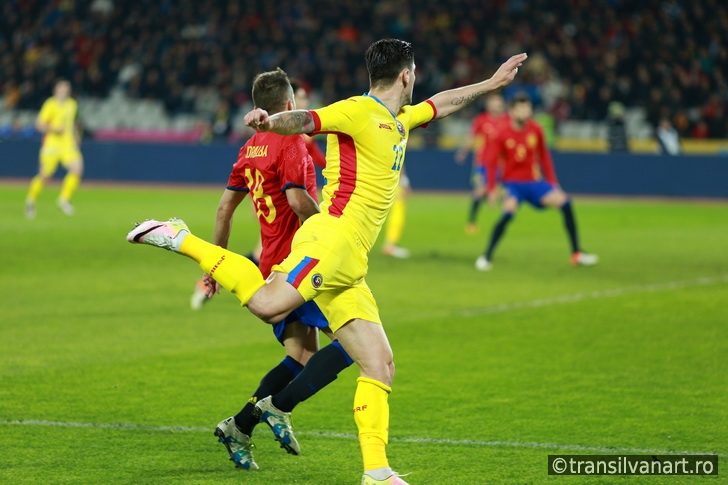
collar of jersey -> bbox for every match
[363,93,398,123]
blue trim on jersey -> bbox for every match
[503,181,554,209]
[286,256,313,285]
[272,300,330,345]
[281,182,307,192]
[363,93,398,121]
[226,185,249,192]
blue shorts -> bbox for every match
[471,165,486,188]
[503,181,555,209]
[272,300,329,344]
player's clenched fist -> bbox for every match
[244,108,272,131]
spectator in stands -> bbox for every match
[1,0,727,138]
[606,101,629,153]
[210,100,233,142]
[656,117,682,156]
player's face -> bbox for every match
[294,88,309,110]
[487,95,504,115]
[54,81,71,100]
[510,102,532,123]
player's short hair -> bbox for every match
[365,39,414,89]
[509,92,532,108]
[252,68,294,114]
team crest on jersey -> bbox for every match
[395,120,405,137]
[527,133,538,147]
[311,273,323,288]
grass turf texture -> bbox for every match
[1,182,726,484]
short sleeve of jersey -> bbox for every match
[278,136,311,192]
[310,98,368,136]
[226,147,249,191]
[405,100,437,130]
[226,164,248,192]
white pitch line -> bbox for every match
[1,420,724,457]
[404,274,728,321]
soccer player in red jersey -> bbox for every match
[190,69,352,470]
[476,94,598,270]
[454,93,508,234]
[190,79,325,310]
[290,79,327,168]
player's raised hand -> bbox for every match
[244,108,272,131]
[490,53,528,89]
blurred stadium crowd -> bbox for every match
[1,0,727,138]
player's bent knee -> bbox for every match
[502,198,519,213]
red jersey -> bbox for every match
[227,132,317,277]
[485,119,558,192]
[470,112,508,166]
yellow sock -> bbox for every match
[60,172,81,201]
[27,176,44,203]
[179,234,218,261]
[181,235,265,305]
[385,195,406,245]
[354,377,392,472]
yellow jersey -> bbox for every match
[310,95,436,251]
[38,97,78,146]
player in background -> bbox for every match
[454,93,507,234]
[128,40,526,484]
[186,69,353,470]
[190,79,323,310]
[381,169,411,258]
[290,79,327,169]
[476,94,598,271]
[25,79,83,218]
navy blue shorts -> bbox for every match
[272,300,329,344]
[503,181,555,209]
[471,165,486,188]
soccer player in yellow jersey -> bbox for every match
[128,39,526,484]
[25,79,84,219]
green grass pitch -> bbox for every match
[1,182,726,484]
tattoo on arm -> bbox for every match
[273,110,315,135]
[451,90,486,107]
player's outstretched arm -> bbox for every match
[244,108,316,135]
[429,53,527,120]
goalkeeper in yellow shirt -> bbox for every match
[26,79,84,218]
